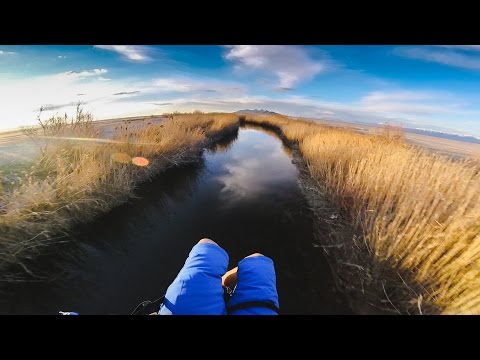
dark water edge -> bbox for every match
[0,126,352,314]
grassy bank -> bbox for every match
[0,109,239,281]
[243,114,480,314]
[3,109,479,314]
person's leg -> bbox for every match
[159,238,229,315]
[227,253,280,315]
[222,266,238,290]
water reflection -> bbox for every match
[206,129,238,154]
[0,161,205,314]
[241,123,294,157]
[215,129,297,205]
[0,126,350,314]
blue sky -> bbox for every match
[1,45,480,136]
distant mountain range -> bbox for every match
[405,128,480,145]
[235,109,280,116]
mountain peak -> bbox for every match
[235,109,280,115]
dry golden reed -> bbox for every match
[0,109,238,279]
[244,114,480,314]
[3,108,479,314]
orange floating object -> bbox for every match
[132,157,150,167]
[111,152,131,164]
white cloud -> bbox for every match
[224,45,325,88]
[95,45,150,62]
[359,90,453,115]
[361,91,436,103]
[2,65,480,137]
[57,55,67,59]
[216,135,295,203]
[152,78,199,92]
[0,68,137,130]
[0,70,249,131]
[0,50,16,55]
[436,45,480,51]
[65,68,108,78]
[395,46,480,70]
[352,90,480,134]
[148,77,245,94]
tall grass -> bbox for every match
[0,109,238,280]
[244,114,480,314]
[3,109,479,314]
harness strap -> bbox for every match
[131,295,165,315]
[227,301,280,314]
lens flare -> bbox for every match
[132,157,150,167]
[111,152,131,164]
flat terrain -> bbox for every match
[0,116,165,166]
[0,115,165,145]
[404,133,480,159]
[314,118,480,159]
[1,114,479,161]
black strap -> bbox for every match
[227,301,280,314]
[131,295,165,315]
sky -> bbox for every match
[1,45,480,136]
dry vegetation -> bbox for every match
[0,108,238,281]
[2,108,479,314]
[243,114,480,314]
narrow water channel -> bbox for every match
[0,126,351,314]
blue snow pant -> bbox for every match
[159,242,279,315]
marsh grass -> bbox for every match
[244,114,480,314]
[0,109,238,280]
[3,108,479,314]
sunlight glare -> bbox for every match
[132,156,150,167]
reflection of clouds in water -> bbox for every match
[215,133,298,205]
[247,130,292,158]
[253,142,270,151]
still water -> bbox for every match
[0,127,351,314]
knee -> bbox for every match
[245,252,264,258]
[198,238,218,246]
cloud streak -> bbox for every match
[360,90,454,115]
[113,90,141,96]
[2,55,480,137]
[95,45,151,62]
[395,46,480,70]
[66,68,108,78]
[148,77,246,94]
[39,101,86,112]
[224,45,325,88]
[435,45,480,51]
